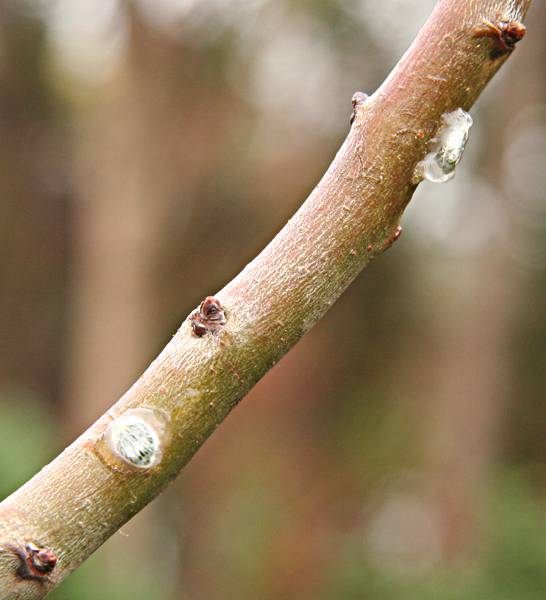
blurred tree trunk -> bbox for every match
[64,6,233,434]
[421,3,543,562]
[419,249,524,560]
[370,3,545,567]
[63,4,240,594]
[0,4,68,404]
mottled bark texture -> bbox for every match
[0,0,531,597]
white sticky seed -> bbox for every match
[103,408,167,469]
[416,108,473,183]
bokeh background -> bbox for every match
[1,1,545,598]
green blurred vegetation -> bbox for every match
[321,474,546,600]
[1,395,545,599]
[0,388,57,498]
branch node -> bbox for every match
[381,225,403,252]
[190,296,227,337]
[474,19,526,58]
[350,91,369,125]
[8,542,57,581]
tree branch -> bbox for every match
[0,0,531,597]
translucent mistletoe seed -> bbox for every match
[416,108,473,183]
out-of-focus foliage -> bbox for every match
[1,1,545,598]
[0,388,56,497]
[321,474,546,600]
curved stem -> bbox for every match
[0,0,531,597]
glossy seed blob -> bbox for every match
[419,108,473,183]
[104,408,164,469]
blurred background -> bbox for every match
[1,0,545,598]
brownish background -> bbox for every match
[1,1,545,598]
